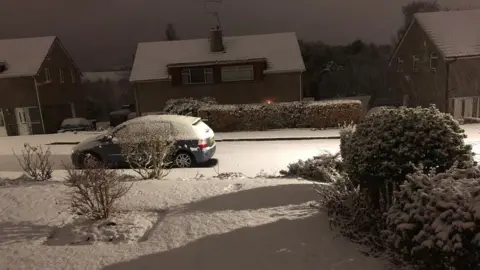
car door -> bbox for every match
[98,124,128,167]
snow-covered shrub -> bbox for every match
[339,123,355,160]
[314,173,385,250]
[13,143,53,181]
[64,166,132,220]
[280,153,344,182]
[163,97,217,116]
[198,100,362,131]
[383,166,480,269]
[344,106,474,206]
[117,121,177,180]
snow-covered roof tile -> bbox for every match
[130,32,305,82]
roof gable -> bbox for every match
[0,36,56,79]
[130,32,306,82]
[389,9,480,65]
[415,9,480,59]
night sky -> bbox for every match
[0,0,477,70]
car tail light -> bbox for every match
[198,139,208,149]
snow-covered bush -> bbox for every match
[118,121,177,180]
[383,166,480,269]
[13,143,53,181]
[280,153,344,182]
[344,106,474,206]
[314,172,385,250]
[339,123,355,160]
[163,97,217,116]
[64,166,132,220]
[198,100,362,131]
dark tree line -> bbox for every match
[300,1,442,108]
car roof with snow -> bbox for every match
[127,114,201,126]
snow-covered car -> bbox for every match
[71,115,216,168]
[57,118,95,133]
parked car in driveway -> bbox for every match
[57,118,95,133]
[71,115,216,169]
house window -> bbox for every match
[0,109,4,127]
[70,69,76,83]
[412,54,420,72]
[44,68,51,82]
[18,111,26,124]
[429,52,438,70]
[59,69,65,83]
[221,65,254,82]
[181,67,214,84]
[396,57,404,72]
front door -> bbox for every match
[15,107,31,135]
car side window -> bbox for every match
[112,124,127,137]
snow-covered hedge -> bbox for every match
[280,153,345,182]
[383,166,480,269]
[198,100,362,131]
[343,106,474,205]
[162,97,217,116]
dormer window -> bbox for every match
[396,57,404,72]
[181,67,214,84]
[412,54,420,72]
[429,52,438,70]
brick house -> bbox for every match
[387,9,480,119]
[129,29,306,115]
[0,36,85,136]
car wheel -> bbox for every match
[82,153,102,168]
[174,152,194,168]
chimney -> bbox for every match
[209,26,224,52]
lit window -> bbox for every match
[221,65,254,82]
[70,69,76,83]
[59,69,64,83]
[396,57,404,72]
[44,68,51,82]
[429,52,438,70]
[412,54,420,72]
[181,68,214,84]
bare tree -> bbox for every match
[13,143,53,181]
[64,164,132,220]
[117,121,177,179]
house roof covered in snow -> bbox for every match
[0,36,56,79]
[130,32,306,82]
[415,9,480,59]
[0,36,80,79]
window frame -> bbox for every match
[70,69,76,83]
[0,109,4,127]
[59,69,65,83]
[44,68,51,82]
[429,52,438,71]
[396,57,404,72]
[412,54,420,72]
[18,111,26,124]
[221,65,255,82]
[181,67,214,85]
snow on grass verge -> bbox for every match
[0,177,389,270]
[46,210,164,245]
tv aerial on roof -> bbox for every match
[204,0,223,28]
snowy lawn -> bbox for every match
[0,177,389,270]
